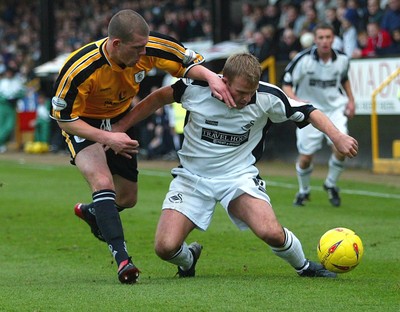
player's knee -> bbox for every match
[298,159,311,169]
[298,155,313,169]
[261,225,285,247]
[93,176,114,191]
[116,196,137,209]
[154,240,180,260]
[125,197,137,208]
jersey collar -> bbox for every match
[312,46,338,62]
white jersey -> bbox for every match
[282,46,351,111]
[171,78,316,178]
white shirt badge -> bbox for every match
[134,71,146,83]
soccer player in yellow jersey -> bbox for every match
[50,9,234,284]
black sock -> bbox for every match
[93,190,128,266]
[115,203,126,213]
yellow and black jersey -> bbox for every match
[51,31,204,121]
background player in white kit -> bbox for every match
[114,53,358,279]
[282,23,356,207]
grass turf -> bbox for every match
[0,158,399,311]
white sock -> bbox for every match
[325,154,344,187]
[296,163,313,194]
[271,228,307,270]
[167,242,193,271]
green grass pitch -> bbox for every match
[0,157,399,311]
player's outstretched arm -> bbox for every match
[308,110,358,158]
[342,80,356,119]
[113,86,174,133]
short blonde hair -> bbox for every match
[223,53,261,86]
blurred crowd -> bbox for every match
[240,0,400,63]
[0,0,399,156]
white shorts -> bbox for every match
[296,107,348,155]
[162,166,271,231]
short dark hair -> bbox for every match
[313,23,335,35]
[108,10,149,43]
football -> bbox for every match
[317,227,364,273]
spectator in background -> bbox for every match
[164,10,181,40]
[277,28,302,61]
[377,27,400,55]
[0,0,219,95]
[260,24,279,55]
[299,6,320,34]
[335,0,349,13]
[145,106,174,160]
[340,9,359,57]
[325,7,342,36]
[0,63,26,153]
[352,29,369,55]
[0,56,6,75]
[168,101,186,154]
[48,125,65,153]
[185,8,206,41]
[260,3,281,28]
[238,3,256,40]
[144,85,175,160]
[279,3,303,37]
[340,5,361,32]
[32,92,51,145]
[315,0,337,21]
[365,0,385,25]
[380,0,400,33]
[346,0,366,31]
[333,34,344,52]
[248,31,271,62]
[248,29,275,81]
[201,20,213,41]
[352,21,392,57]
[294,0,316,32]
[163,75,185,156]
[252,5,269,32]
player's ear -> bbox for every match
[112,39,121,48]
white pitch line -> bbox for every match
[140,169,400,200]
[266,181,400,199]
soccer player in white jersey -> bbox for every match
[282,23,356,207]
[113,53,358,279]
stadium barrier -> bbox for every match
[371,67,400,174]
